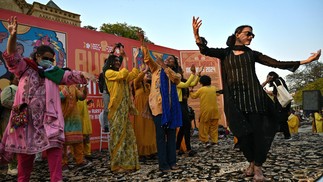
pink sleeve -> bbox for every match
[60,70,88,85]
[2,50,28,78]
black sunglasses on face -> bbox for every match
[42,57,55,62]
[244,31,255,38]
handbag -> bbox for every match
[273,80,293,108]
[11,103,29,129]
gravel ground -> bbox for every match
[1,122,322,182]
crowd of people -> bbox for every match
[0,15,321,182]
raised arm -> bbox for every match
[192,16,202,44]
[7,16,17,55]
[155,56,181,85]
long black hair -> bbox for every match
[103,54,120,71]
[170,55,180,73]
[226,25,253,47]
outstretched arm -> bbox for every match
[300,49,321,65]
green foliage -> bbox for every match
[83,25,97,31]
[293,78,323,105]
[286,61,323,93]
[100,22,153,43]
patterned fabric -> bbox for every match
[110,87,140,171]
[106,67,140,171]
[1,50,87,154]
[60,85,86,144]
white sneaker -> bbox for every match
[7,168,18,175]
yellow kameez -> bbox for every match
[287,113,299,134]
[190,86,220,143]
[132,71,157,156]
[105,67,140,171]
[314,112,323,133]
[77,100,92,156]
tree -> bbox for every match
[83,25,97,31]
[100,22,153,43]
[285,61,323,92]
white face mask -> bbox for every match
[38,59,53,69]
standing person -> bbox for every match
[99,43,125,132]
[60,84,91,172]
[287,110,300,135]
[176,65,201,156]
[77,97,93,161]
[189,75,221,147]
[262,71,291,140]
[105,48,140,172]
[192,16,321,181]
[0,16,93,182]
[132,63,157,159]
[314,111,323,133]
[139,32,182,172]
[0,75,18,175]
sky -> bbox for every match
[26,0,323,82]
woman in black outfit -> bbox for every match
[192,16,321,181]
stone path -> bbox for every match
[1,122,322,181]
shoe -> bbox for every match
[170,165,179,170]
[188,150,197,157]
[160,169,172,173]
[177,151,185,156]
[76,160,92,170]
[62,165,69,173]
[7,168,18,175]
[84,155,94,161]
[285,137,292,141]
[104,126,109,132]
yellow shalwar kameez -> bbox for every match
[287,113,299,134]
[190,86,220,144]
[314,112,323,133]
[77,100,92,156]
[105,67,140,172]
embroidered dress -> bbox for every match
[60,85,86,144]
[106,67,140,171]
[1,51,87,155]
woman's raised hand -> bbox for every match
[192,16,202,43]
[8,16,18,36]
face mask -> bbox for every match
[38,59,53,69]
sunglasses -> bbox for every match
[244,31,255,38]
[42,57,55,62]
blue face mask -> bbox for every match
[38,59,53,69]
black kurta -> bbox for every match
[196,37,300,137]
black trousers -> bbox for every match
[238,113,267,166]
[278,111,291,138]
[176,102,192,151]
